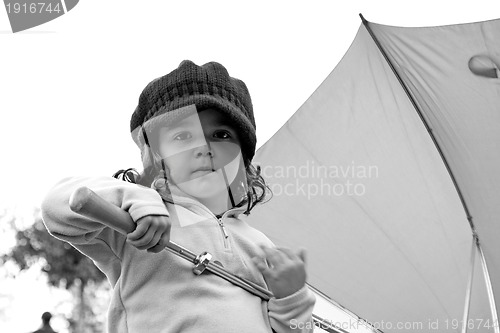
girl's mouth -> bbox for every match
[192,167,215,177]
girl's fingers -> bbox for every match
[297,248,307,264]
[127,221,149,241]
[146,230,162,251]
[127,216,171,252]
[275,247,296,260]
[276,247,307,264]
[260,246,287,269]
[251,257,272,276]
[147,237,167,253]
[129,226,156,249]
[147,244,163,253]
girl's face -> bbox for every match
[158,108,243,199]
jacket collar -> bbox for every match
[165,184,248,220]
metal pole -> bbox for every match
[165,240,273,300]
[312,313,349,333]
[477,241,500,333]
[462,235,477,333]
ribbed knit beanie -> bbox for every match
[130,60,257,170]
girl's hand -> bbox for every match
[251,246,307,299]
[127,215,171,253]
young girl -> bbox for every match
[41,60,316,332]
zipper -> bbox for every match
[171,195,240,249]
[216,214,230,249]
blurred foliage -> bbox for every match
[1,209,109,333]
[1,210,106,288]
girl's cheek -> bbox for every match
[211,141,241,159]
[160,144,188,159]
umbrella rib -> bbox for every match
[358,13,475,233]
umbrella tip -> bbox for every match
[359,13,367,23]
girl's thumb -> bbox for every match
[298,248,307,264]
[251,257,268,273]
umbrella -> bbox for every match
[247,15,500,333]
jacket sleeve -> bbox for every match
[41,176,169,270]
[268,285,316,332]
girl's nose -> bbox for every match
[194,144,213,158]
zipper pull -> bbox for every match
[216,215,229,239]
[221,224,229,239]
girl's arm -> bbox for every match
[41,176,169,259]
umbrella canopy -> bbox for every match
[247,17,500,332]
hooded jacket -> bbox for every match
[41,176,316,332]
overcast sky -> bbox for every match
[1,1,500,332]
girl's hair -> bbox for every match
[112,158,272,216]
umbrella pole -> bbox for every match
[461,235,477,333]
[477,241,500,333]
[461,235,500,333]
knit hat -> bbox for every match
[130,60,257,170]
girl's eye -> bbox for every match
[173,132,192,141]
[213,130,231,139]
